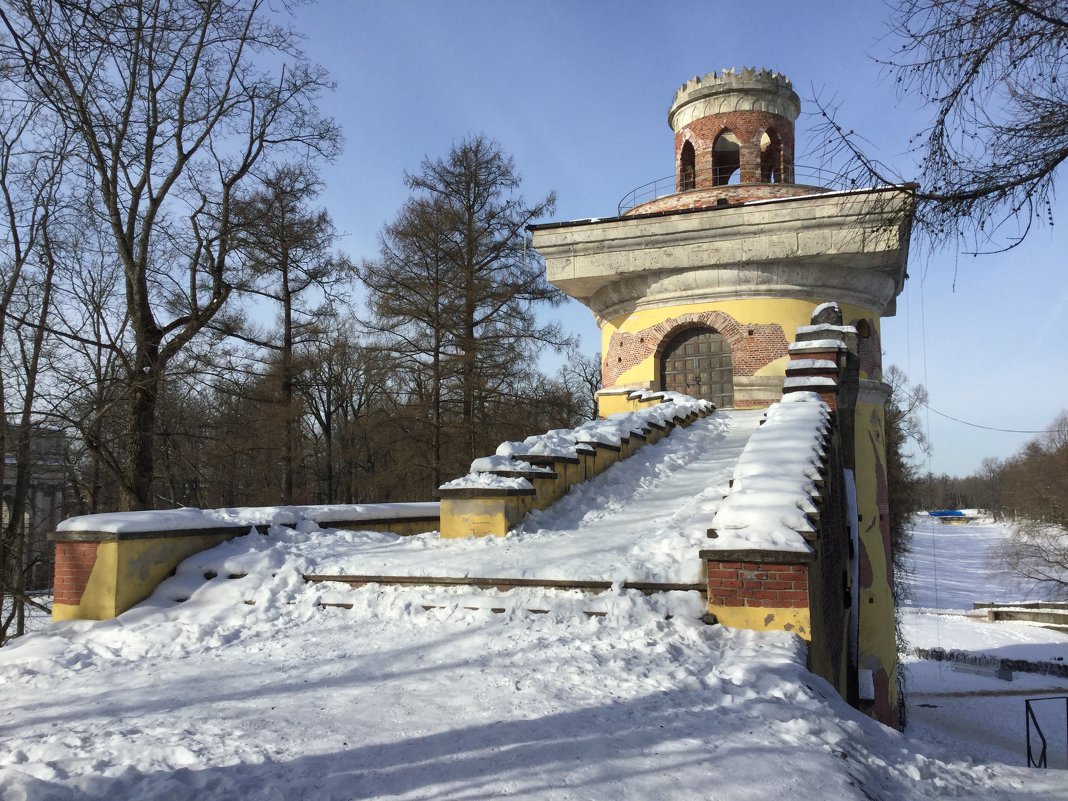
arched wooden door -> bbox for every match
[659,327,734,406]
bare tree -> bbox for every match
[0,0,341,510]
[0,82,69,640]
[360,195,463,488]
[815,0,1067,251]
[399,135,571,464]
[296,322,390,503]
[884,365,929,576]
[560,350,602,422]
[232,165,351,503]
[993,411,1068,597]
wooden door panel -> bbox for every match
[659,327,733,406]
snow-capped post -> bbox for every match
[700,394,831,637]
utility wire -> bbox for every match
[918,402,1050,435]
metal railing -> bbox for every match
[616,164,852,216]
[1026,696,1068,768]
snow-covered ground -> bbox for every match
[1,417,1066,798]
[900,515,1068,771]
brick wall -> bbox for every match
[706,561,809,608]
[676,110,795,187]
[53,541,99,606]
[853,316,881,378]
[604,310,787,388]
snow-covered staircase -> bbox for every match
[284,410,764,621]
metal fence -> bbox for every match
[616,164,853,216]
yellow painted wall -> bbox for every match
[596,392,638,417]
[52,532,238,621]
[854,397,899,721]
[440,496,532,538]
[709,604,811,640]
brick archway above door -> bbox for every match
[603,310,788,388]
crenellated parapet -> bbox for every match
[668,67,800,131]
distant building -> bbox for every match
[531,68,914,727]
[2,425,68,589]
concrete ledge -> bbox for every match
[319,517,440,535]
[523,454,581,466]
[437,487,537,499]
[914,647,1068,680]
[50,524,269,543]
[700,548,814,563]
[306,574,706,595]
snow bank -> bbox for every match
[0,513,1056,799]
[469,455,553,475]
[438,473,533,491]
[707,393,829,553]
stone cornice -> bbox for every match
[532,188,914,319]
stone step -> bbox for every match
[303,573,705,595]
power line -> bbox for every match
[919,402,1050,434]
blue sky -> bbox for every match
[289,0,1068,478]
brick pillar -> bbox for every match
[701,549,814,638]
[53,540,100,606]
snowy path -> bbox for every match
[296,410,764,585]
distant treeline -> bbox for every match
[916,412,1068,528]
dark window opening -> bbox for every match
[679,140,696,191]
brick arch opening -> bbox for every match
[602,310,786,389]
[657,325,734,406]
[679,140,696,191]
[712,129,741,186]
[759,127,784,183]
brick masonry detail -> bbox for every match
[604,310,788,388]
[706,560,810,608]
[53,541,99,606]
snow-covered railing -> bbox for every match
[698,392,833,641]
[55,502,440,538]
[705,392,830,554]
[437,394,715,538]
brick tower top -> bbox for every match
[623,68,824,215]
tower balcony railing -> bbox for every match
[616,164,850,216]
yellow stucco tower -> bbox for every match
[530,68,914,727]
